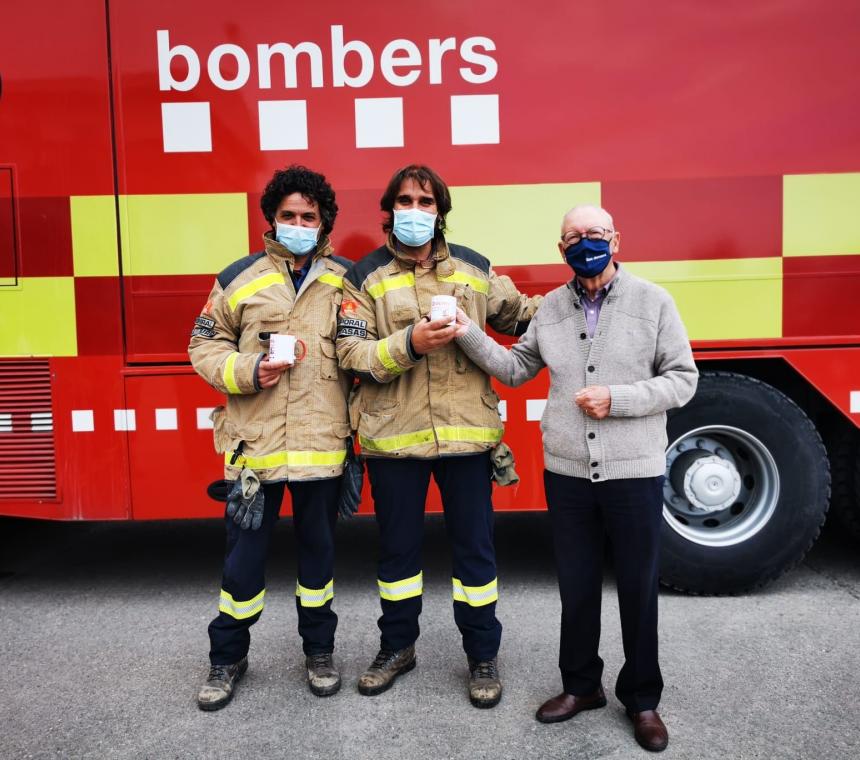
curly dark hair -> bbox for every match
[260,165,338,236]
[380,164,451,238]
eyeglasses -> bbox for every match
[561,227,614,246]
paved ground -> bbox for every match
[1,512,858,760]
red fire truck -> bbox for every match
[2,0,859,593]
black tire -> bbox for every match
[829,429,860,541]
[660,371,829,594]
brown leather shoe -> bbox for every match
[628,710,669,752]
[535,686,607,723]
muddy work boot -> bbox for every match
[357,646,416,696]
[306,653,341,697]
[468,657,502,708]
[197,657,248,711]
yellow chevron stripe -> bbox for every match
[367,273,415,299]
[438,271,489,294]
[227,272,287,311]
[317,273,343,289]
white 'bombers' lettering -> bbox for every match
[157,27,498,92]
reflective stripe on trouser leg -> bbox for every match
[208,482,285,665]
[366,458,432,652]
[289,477,340,656]
[296,579,334,607]
[452,577,498,606]
[434,452,502,662]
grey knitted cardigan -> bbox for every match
[456,266,698,481]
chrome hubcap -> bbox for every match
[664,426,780,547]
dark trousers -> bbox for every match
[543,470,664,713]
[366,453,502,662]
[208,478,340,665]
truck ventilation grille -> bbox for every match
[0,360,57,500]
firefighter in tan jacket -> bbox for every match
[190,166,351,711]
[336,165,543,708]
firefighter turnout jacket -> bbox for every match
[336,236,543,458]
[189,234,352,482]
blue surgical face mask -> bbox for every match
[393,208,437,247]
[275,222,320,256]
[564,238,612,278]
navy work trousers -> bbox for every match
[208,477,340,665]
[543,470,665,713]
[366,453,502,662]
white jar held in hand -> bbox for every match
[430,295,457,326]
[268,334,306,364]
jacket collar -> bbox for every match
[385,233,455,277]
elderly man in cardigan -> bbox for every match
[453,204,698,752]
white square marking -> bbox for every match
[72,410,94,432]
[114,409,136,432]
[258,100,308,151]
[450,94,500,145]
[0,413,11,433]
[197,407,216,430]
[161,102,212,153]
[155,408,178,431]
[354,98,404,148]
[851,391,860,414]
[526,399,547,421]
[498,400,507,422]
[31,412,53,432]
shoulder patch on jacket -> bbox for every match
[327,254,353,271]
[344,247,394,290]
[448,244,490,274]
[217,252,267,289]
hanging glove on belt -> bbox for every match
[490,442,519,486]
[226,467,265,530]
[338,436,364,519]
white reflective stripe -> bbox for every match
[219,588,265,620]
[378,571,423,601]
[452,577,498,607]
[295,579,334,608]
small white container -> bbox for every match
[268,334,306,364]
[430,295,457,326]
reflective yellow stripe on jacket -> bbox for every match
[367,273,415,299]
[376,337,403,375]
[295,579,334,608]
[223,352,241,394]
[318,273,343,289]
[452,577,498,607]
[438,271,490,294]
[227,272,286,311]
[359,426,502,453]
[227,449,347,469]
[378,572,423,601]
[219,588,266,619]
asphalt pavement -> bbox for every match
[1,512,858,760]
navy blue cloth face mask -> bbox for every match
[564,238,612,278]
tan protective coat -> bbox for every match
[189,235,352,482]
[336,236,542,459]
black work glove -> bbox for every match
[226,468,265,530]
[338,437,364,519]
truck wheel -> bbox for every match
[660,371,829,594]
[829,430,860,541]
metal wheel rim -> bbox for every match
[663,425,780,547]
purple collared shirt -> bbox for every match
[573,265,618,338]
